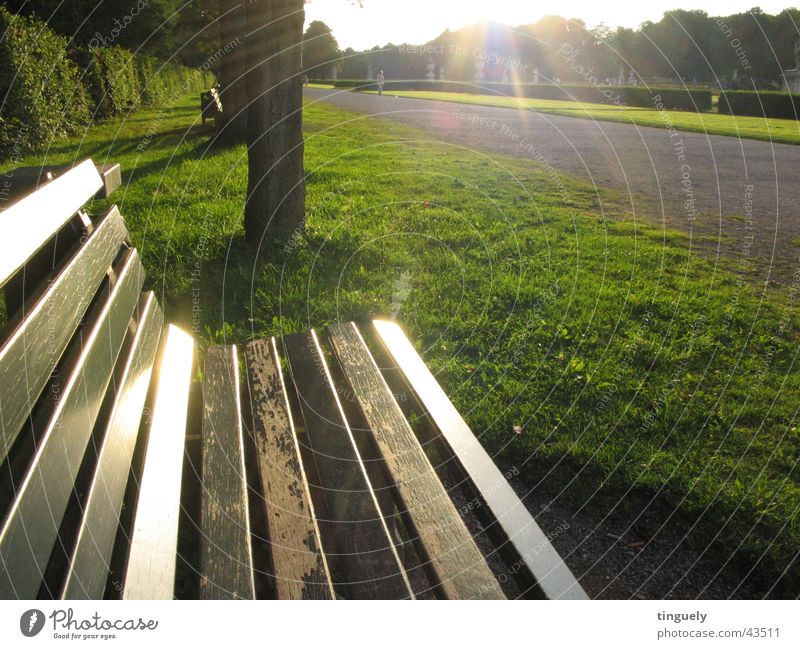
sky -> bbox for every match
[304,0,796,50]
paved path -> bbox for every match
[306,87,800,284]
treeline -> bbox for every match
[1,0,218,68]
[0,7,212,156]
[332,9,800,89]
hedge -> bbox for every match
[0,7,213,157]
[331,79,713,112]
[137,56,211,108]
[0,8,89,155]
[70,47,141,118]
[71,49,108,117]
[718,90,799,119]
[100,46,141,116]
[137,55,169,107]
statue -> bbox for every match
[425,57,435,80]
[783,39,800,92]
[439,66,445,81]
[474,59,485,83]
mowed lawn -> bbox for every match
[361,89,800,145]
[3,94,799,594]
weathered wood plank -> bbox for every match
[2,162,121,202]
[243,338,333,600]
[0,207,129,466]
[199,345,256,600]
[371,319,588,600]
[123,324,194,600]
[282,330,413,600]
[61,292,163,599]
[0,251,145,599]
[328,322,505,599]
[0,159,102,287]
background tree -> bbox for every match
[176,1,222,69]
[302,20,340,78]
[244,0,306,244]
[243,1,362,245]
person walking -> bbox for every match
[377,69,385,95]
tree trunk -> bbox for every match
[217,0,248,140]
[244,0,306,244]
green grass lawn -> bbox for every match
[361,89,800,145]
[3,94,799,594]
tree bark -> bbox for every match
[244,0,306,244]
[217,0,248,140]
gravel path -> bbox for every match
[306,87,800,284]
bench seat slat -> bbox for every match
[123,325,194,600]
[371,319,588,600]
[0,207,129,466]
[200,345,256,600]
[328,322,505,599]
[0,251,145,598]
[0,160,103,287]
[282,331,413,600]
[61,292,164,599]
[243,338,333,600]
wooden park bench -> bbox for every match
[0,159,587,600]
[200,86,223,126]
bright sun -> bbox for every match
[305,0,793,50]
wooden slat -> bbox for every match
[199,345,256,600]
[371,319,588,600]
[0,159,102,287]
[243,338,334,600]
[328,322,505,599]
[123,325,194,600]
[0,251,145,598]
[282,330,413,600]
[61,292,164,599]
[2,162,122,202]
[0,207,129,466]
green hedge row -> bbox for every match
[718,90,799,119]
[0,8,90,154]
[71,46,142,118]
[329,79,713,112]
[0,8,213,156]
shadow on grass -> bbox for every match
[9,122,213,179]
[119,125,218,183]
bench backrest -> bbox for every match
[0,161,194,599]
